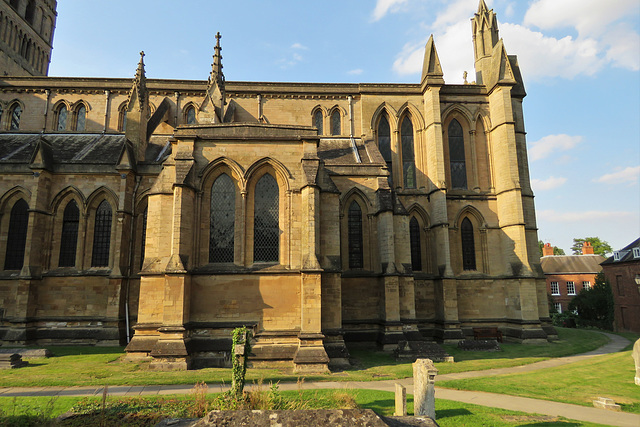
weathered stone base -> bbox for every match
[394,340,451,362]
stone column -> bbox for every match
[413,358,438,419]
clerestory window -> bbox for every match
[331,110,341,136]
[378,115,392,186]
[313,109,323,135]
[401,116,416,189]
[56,105,68,131]
[449,119,467,189]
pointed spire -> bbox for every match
[125,51,150,161]
[477,0,488,13]
[128,51,148,110]
[200,32,227,123]
[420,35,444,88]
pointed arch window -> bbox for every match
[186,106,196,125]
[401,116,416,189]
[348,201,364,269]
[449,119,467,189]
[56,105,67,131]
[91,200,112,267]
[210,173,235,263]
[75,105,86,131]
[118,107,127,132]
[331,110,341,135]
[378,115,392,186]
[4,199,28,270]
[409,216,422,271]
[58,200,79,267]
[10,104,21,130]
[254,174,279,263]
[461,217,476,270]
[313,109,323,135]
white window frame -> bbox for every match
[551,281,560,296]
[554,302,562,313]
[567,281,576,295]
[633,248,640,258]
[613,251,620,261]
[582,281,591,290]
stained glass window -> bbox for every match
[449,119,467,189]
[409,216,422,271]
[331,110,341,135]
[10,104,21,130]
[58,200,79,267]
[186,106,196,124]
[4,199,28,270]
[313,110,323,135]
[56,105,67,131]
[401,117,416,189]
[75,105,86,131]
[378,115,392,186]
[348,201,363,269]
[140,207,147,270]
[254,174,279,263]
[119,110,127,132]
[461,217,476,270]
[210,174,235,263]
[91,200,112,267]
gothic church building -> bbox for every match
[0,2,555,371]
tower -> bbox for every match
[0,0,57,76]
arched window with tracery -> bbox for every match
[331,110,341,135]
[378,114,392,186]
[75,105,86,131]
[56,104,67,131]
[58,200,79,267]
[449,119,467,189]
[4,199,28,270]
[9,104,21,130]
[185,105,196,124]
[401,116,416,188]
[254,174,279,263]
[409,216,422,271]
[348,201,363,269]
[210,173,235,263]
[91,200,112,267]
[461,217,476,270]
[313,109,323,135]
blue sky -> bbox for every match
[49,0,640,254]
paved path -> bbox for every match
[0,332,637,426]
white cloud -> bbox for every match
[528,134,582,162]
[347,68,364,75]
[372,0,409,22]
[594,166,640,185]
[524,0,638,37]
[291,43,307,50]
[531,176,567,191]
[537,209,636,223]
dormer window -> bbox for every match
[633,247,640,258]
[613,251,620,261]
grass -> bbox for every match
[0,390,612,427]
[0,327,611,387]
[438,333,640,414]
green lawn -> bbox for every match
[0,390,612,427]
[0,327,611,387]
[438,342,640,414]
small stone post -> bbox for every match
[633,338,640,386]
[413,358,438,419]
[394,383,407,416]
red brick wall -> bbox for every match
[545,273,599,313]
[602,260,640,333]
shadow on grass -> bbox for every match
[516,423,582,426]
[436,408,473,418]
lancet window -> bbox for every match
[377,115,392,186]
[210,173,235,263]
[91,200,112,267]
[409,216,422,271]
[253,173,279,263]
[449,119,467,189]
[461,217,476,270]
[348,201,364,269]
[401,116,416,189]
[58,200,79,267]
[4,199,28,270]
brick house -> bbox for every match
[540,242,605,313]
[601,238,640,333]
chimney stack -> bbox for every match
[542,243,554,257]
[582,241,594,255]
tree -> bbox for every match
[571,237,613,256]
[538,240,565,256]
[569,272,614,330]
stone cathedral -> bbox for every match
[0,1,555,371]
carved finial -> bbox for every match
[463,71,468,84]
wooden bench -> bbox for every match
[473,327,503,342]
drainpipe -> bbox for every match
[42,89,50,131]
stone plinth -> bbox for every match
[413,358,438,419]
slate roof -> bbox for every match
[318,138,372,165]
[540,254,605,274]
[0,133,170,169]
[601,237,640,265]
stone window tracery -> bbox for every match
[4,199,28,270]
[185,105,196,125]
[58,200,79,267]
[91,200,112,267]
[210,173,235,263]
[449,119,467,189]
[253,173,279,263]
[74,104,86,131]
